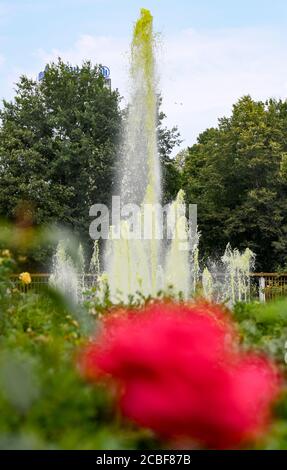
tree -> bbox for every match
[157,98,182,203]
[0,59,122,267]
[182,96,287,271]
[0,60,181,268]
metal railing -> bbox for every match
[10,273,98,293]
[9,273,287,302]
[251,273,287,302]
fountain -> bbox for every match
[101,9,192,303]
[222,244,255,304]
[164,190,191,298]
[49,240,88,304]
[51,9,255,306]
[89,240,101,277]
[99,8,255,305]
[49,241,80,303]
[202,267,214,301]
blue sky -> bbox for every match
[1,0,287,147]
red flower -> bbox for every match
[79,301,281,449]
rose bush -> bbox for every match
[80,301,281,449]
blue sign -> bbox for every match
[38,71,45,81]
[100,66,110,79]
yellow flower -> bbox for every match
[2,249,11,258]
[19,272,32,285]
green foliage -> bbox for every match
[82,280,186,318]
[233,300,287,358]
[157,98,182,203]
[182,96,287,271]
[0,253,15,297]
[232,299,287,449]
[0,63,181,269]
[0,60,122,268]
[0,257,156,450]
[1,248,287,448]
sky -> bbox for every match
[1,0,287,149]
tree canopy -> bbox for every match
[0,60,121,256]
[0,59,180,268]
[182,96,287,271]
[3,60,286,272]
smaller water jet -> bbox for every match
[89,240,101,277]
[164,190,191,298]
[202,267,214,301]
[221,244,255,305]
[49,240,86,303]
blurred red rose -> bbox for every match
[79,301,281,449]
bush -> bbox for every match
[0,251,287,449]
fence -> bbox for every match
[9,273,287,302]
[250,273,287,302]
[10,273,98,293]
